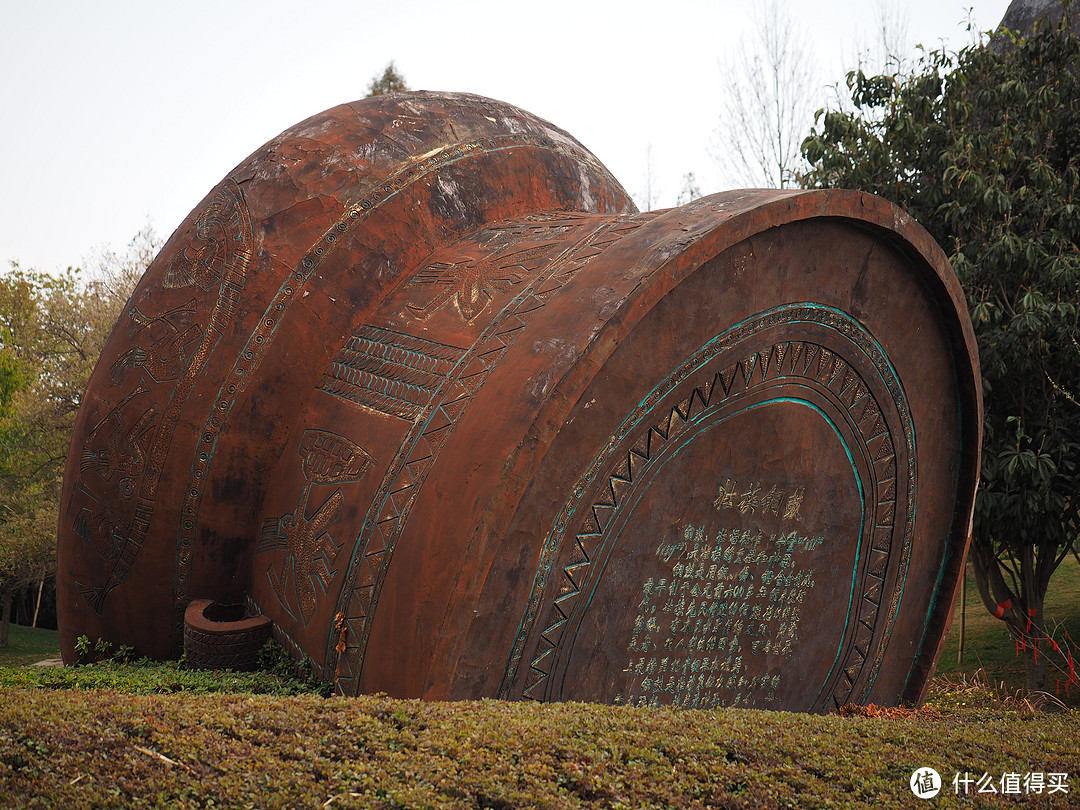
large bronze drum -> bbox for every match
[58,91,980,712]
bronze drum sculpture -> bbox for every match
[57,91,981,712]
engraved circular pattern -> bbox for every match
[324,215,648,688]
[165,133,619,648]
[500,303,916,709]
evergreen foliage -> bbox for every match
[365,61,409,97]
[801,5,1080,690]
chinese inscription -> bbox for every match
[617,487,823,708]
[713,477,805,521]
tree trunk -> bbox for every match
[1023,543,1058,694]
[32,575,44,628]
[969,539,1023,634]
[1021,585,1048,692]
[969,536,1062,694]
[958,563,967,665]
[0,590,11,648]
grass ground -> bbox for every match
[936,554,1080,706]
[0,623,60,667]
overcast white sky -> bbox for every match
[1,0,1013,274]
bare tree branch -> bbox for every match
[711,0,821,188]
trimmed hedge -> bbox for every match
[1,679,1077,808]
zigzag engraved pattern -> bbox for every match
[502,304,915,707]
[329,215,649,696]
[171,129,625,645]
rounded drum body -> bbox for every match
[58,92,980,712]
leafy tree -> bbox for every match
[0,230,153,644]
[801,7,1080,691]
[365,61,409,97]
[0,495,55,645]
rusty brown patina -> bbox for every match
[57,91,981,712]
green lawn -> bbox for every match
[0,624,60,667]
[937,554,1080,706]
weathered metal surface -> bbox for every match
[183,600,270,671]
[57,91,981,712]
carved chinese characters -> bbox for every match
[496,300,923,712]
[621,523,820,709]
